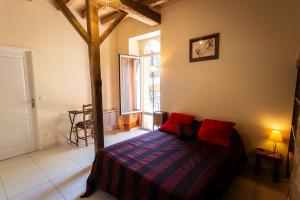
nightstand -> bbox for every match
[153,111,168,128]
[255,148,282,182]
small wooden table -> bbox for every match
[118,111,142,131]
[68,109,92,145]
[153,111,168,128]
[255,148,282,182]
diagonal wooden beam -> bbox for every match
[55,0,90,44]
[53,0,73,11]
[80,0,161,26]
[119,0,161,24]
[101,11,119,24]
[100,0,165,25]
[100,11,127,44]
[139,0,168,7]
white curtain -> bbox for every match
[120,56,141,114]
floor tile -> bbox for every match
[51,167,90,196]
[0,160,39,182]
[87,190,116,200]
[104,129,147,147]
[2,170,49,199]
[223,165,262,200]
[254,174,289,200]
[65,147,94,160]
[0,155,32,172]
[0,181,7,200]
[9,182,63,200]
[41,159,82,180]
[30,145,71,158]
[30,152,69,169]
[63,187,113,200]
[224,176,257,200]
[62,186,85,200]
[69,152,95,169]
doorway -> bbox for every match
[141,40,160,130]
[120,31,161,131]
[0,46,38,160]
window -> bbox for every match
[143,40,160,55]
[141,39,161,130]
[119,55,141,114]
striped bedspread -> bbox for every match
[83,130,246,200]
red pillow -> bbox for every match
[160,112,196,135]
[178,120,201,139]
[198,119,236,147]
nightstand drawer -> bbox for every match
[153,111,168,127]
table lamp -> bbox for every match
[269,130,283,153]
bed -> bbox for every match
[82,129,247,200]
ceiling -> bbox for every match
[66,0,182,21]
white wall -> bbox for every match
[116,0,300,164]
[160,0,300,157]
[117,18,159,54]
[100,30,119,111]
[0,0,118,148]
[1,0,299,162]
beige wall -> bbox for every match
[116,0,300,163]
[1,0,300,162]
[117,19,159,54]
[0,0,118,148]
[100,30,119,111]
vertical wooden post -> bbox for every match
[86,0,104,151]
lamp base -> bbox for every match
[272,143,277,154]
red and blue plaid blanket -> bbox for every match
[83,129,246,200]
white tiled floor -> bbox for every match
[104,128,148,147]
[223,166,289,200]
[0,129,147,200]
[0,129,289,200]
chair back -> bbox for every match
[82,104,93,125]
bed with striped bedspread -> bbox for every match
[83,129,246,200]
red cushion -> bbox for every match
[178,120,201,139]
[160,112,196,135]
[197,119,236,147]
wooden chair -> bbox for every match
[75,104,94,147]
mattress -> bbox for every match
[82,129,247,200]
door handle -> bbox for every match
[31,98,35,108]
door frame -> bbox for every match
[0,44,41,154]
[141,53,161,130]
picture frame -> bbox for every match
[189,33,220,62]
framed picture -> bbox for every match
[189,33,220,62]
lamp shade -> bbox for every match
[269,130,283,143]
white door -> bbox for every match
[0,47,36,160]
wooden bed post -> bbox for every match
[86,0,104,151]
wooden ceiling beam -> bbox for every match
[99,0,166,25]
[139,0,168,7]
[55,0,90,43]
[53,0,72,10]
[100,11,127,44]
[118,0,161,25]
[81,0,161,26]
[101,11,120,24]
